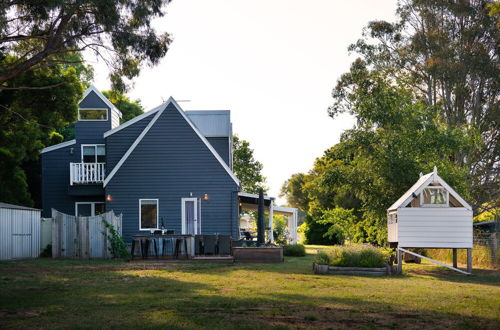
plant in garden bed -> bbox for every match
[313,245,390,268]
[283,244,306,257]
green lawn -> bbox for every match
[0,247,499,329]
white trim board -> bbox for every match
[103,97,240,187]
[41,139,76,153]
[103,103,162,138]
[80,85,122,119]
[139,198,159,231]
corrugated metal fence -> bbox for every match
[0,205,41,260]
[51,209,122,258]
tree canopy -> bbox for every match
[102,90,144,123]
[232,135,266,194]
[0,0,172,90]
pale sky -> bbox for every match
[89,0,398,205]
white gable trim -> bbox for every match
[171,99,240,186]
[103,103,163,138]
[103,97,240,187]
[103,103,166,187]
[41,139,76,153]
[80,85,122,118]
[389,170,472,211]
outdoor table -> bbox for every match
[131,234,193,259]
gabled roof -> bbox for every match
[103,97,240,187]
[80,85,122,118]
[388,167,472,211]
[41,139,76,154]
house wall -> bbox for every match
[41,144,105,217]
[76,90,112,144]
[105,103,239,242]
[206,137,231,167]
[397,208,472,248]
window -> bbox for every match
[140,199,158,230]
[79,109,108,121]
[82,145,105,163]
[421,187,448,206]
[75,202,105,216]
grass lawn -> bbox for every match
[0,246,499,329]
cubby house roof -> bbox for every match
[388,167,472,211]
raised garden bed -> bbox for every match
[232,246,283,262]
[313,263,395,276]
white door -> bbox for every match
[181,198,199,235]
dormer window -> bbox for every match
[78,108,108,121]
[421,187,448,207]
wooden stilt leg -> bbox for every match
[467,248,472,273]
[397,249,403,274]
[452,248,458,268]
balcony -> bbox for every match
[70,162,105,185]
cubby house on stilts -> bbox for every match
[387,167,473,275]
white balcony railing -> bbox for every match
[70,162,105,185]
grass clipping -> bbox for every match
[314,245,390,268]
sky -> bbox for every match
[89,0,398,205]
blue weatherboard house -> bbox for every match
[41,86,240,240]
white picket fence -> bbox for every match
[51,209,122,258]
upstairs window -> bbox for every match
[82,145,105,163]
[421,187,448,206]
[79,109,108,121]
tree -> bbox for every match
[0,56,85,206]
[330,0,499,213]
[232,135,266,194]
[102,91,144,123]
[0,0,172,91]
[279,173,310,210]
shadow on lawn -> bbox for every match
[0,259,499,329]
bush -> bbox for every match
[313,245,390,268]
[283,244,306,257]
[424,245,498,269]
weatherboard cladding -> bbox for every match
[105,103,239,241]
[75,90,112,145]
[206,137,231,167]
[105,112,155,170]
[41,143,104,218]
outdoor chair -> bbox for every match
[174,237,189,259]
[194,235,203,255]
[203,235,217,255]
[217,235,231,255]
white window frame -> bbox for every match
[75,202,105,216]
[139,199,159,231]
[420,186,449,207]
[81,144,106,163]
[78,108,108,121]
[181,198,199,235]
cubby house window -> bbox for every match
[140,199,158,230]
[79,109,108,121]
[82,145,105,163]
[420,187,448,206]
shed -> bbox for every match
[387,167,473,273]
[0,202,41,260]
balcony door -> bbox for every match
[181,198,200,235]
[81,144,105,163]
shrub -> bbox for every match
[314,251,331,265]
[283,244,306,257]
[313,245,390,268]
[102,220,130,259]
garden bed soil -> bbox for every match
[232,246,283,262]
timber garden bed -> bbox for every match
[313,263,395,276]
[232,246,283,262]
